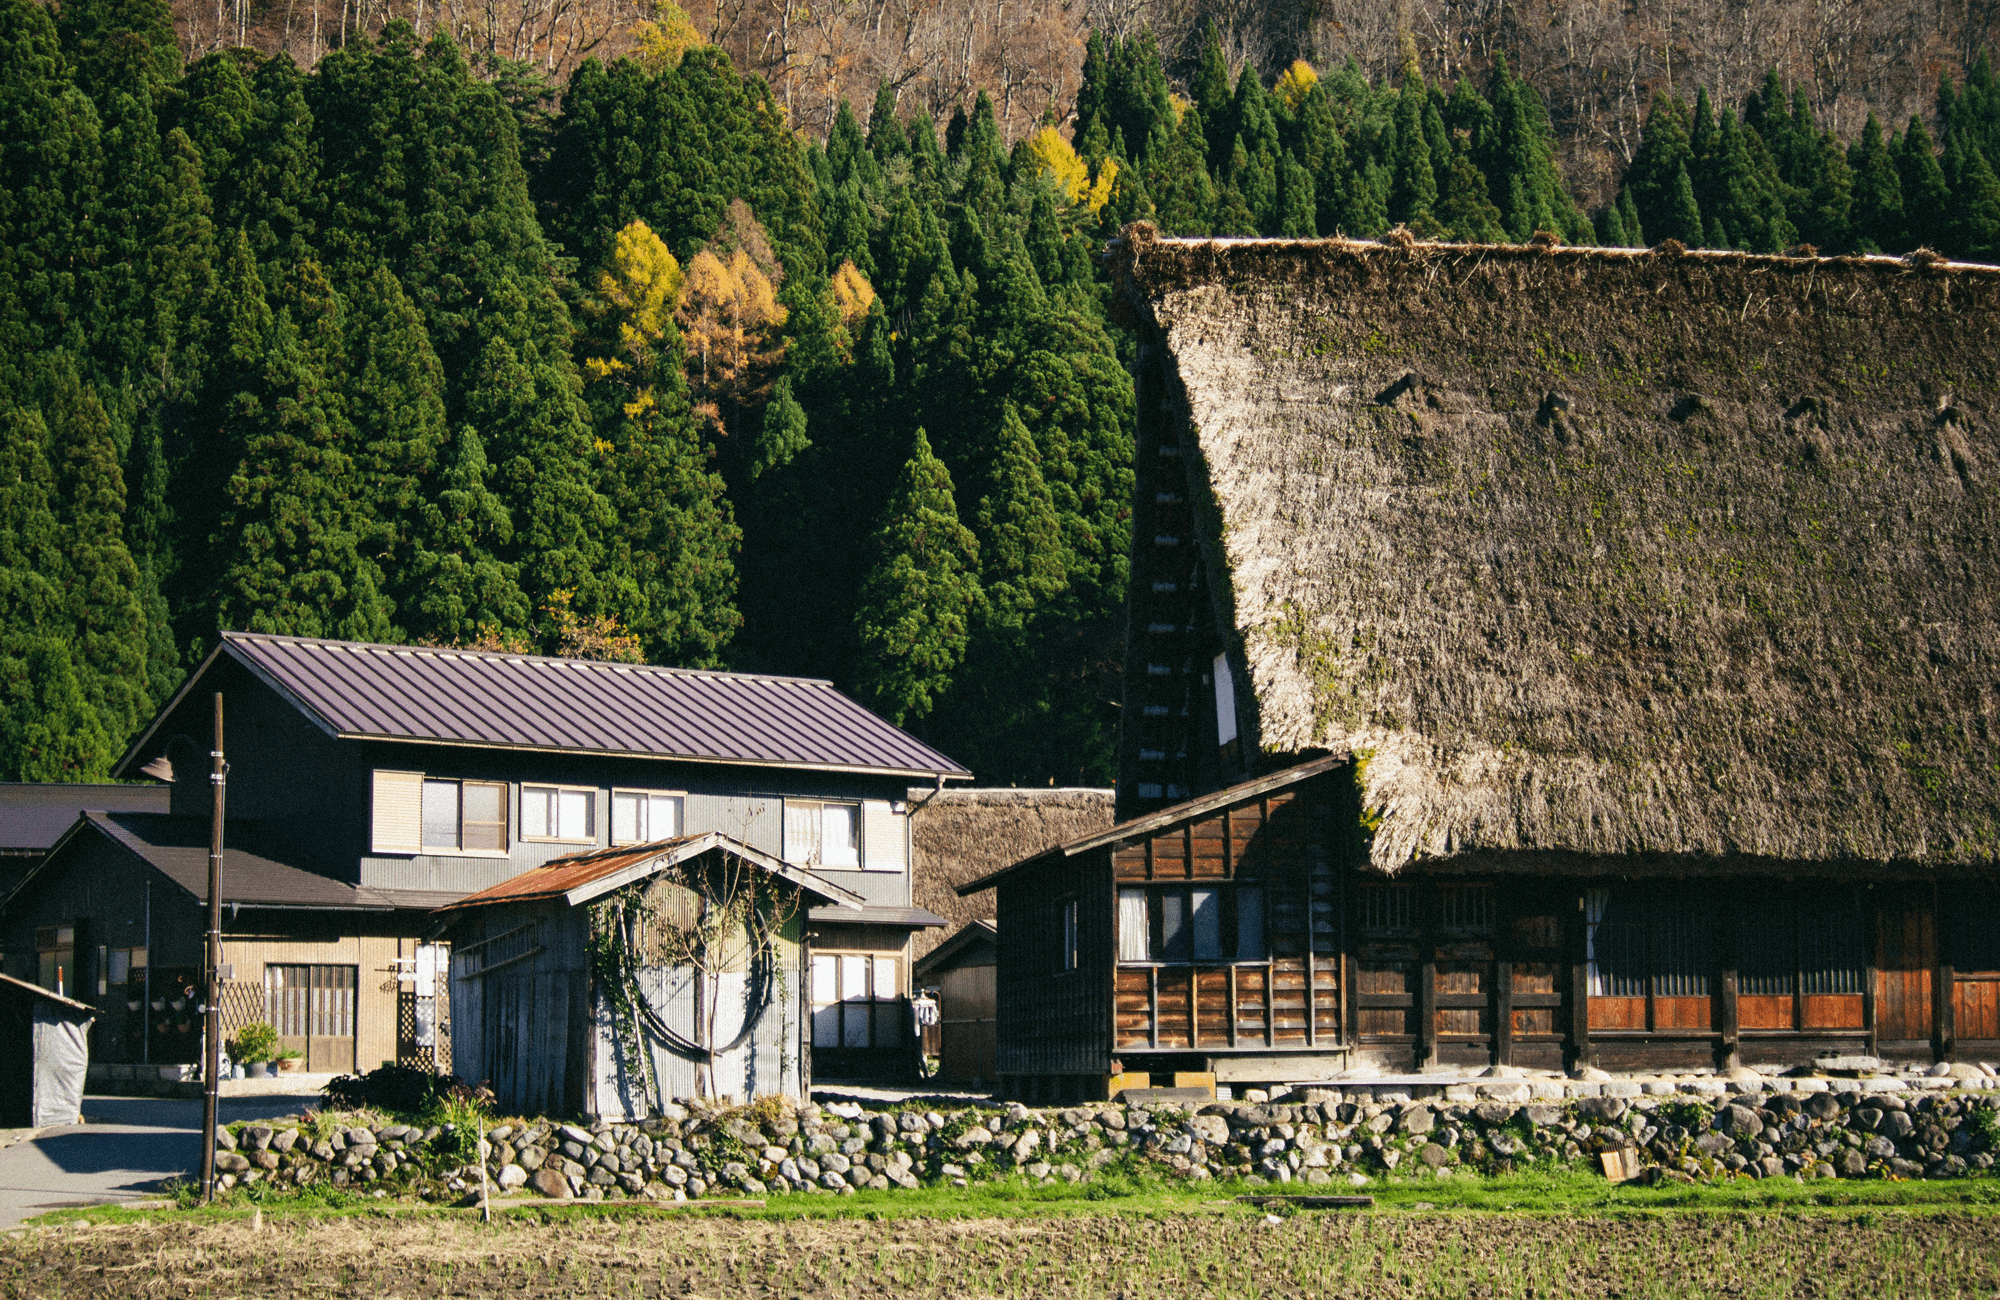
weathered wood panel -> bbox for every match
[1738,994,1793,1030]
[1956,979,2000,1040]
[995,850,1113,1075]
[1878,895,1936,1042]
[1589,997,1646,1031]
[1803,994,1865,1030]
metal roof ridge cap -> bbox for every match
[234,629,840,687]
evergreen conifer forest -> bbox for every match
[7,0,2000,787]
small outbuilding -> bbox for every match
[0,973,96,1127]
[912,920,996,1084]
[436,833,863,1118]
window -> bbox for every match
[1061,900,1078,972]
[375,770,504,854]
[811,952,901,1048]
[611,789,685,845]
[1736,891,1866,996]
[420,779,507,852]
[1213,653,1238,749]
[1115,887,1265,963]
[1359,885,1416,935]
[99,946,145,995]
[36,925,74,996]
[785,800,860,869]
[522,785,595,842]
[1950,889,2000,972]
[1586,889,1712,998]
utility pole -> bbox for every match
[200,694,227,1203]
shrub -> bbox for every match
[320,1065,493,1116]
[228,1022,280,1064]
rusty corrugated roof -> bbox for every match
[117,633,970,780]
[435,832,866,914]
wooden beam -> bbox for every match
[1227,964,1238,1048]
[1717,892,1739,1071]
[1305,948,1316,1048]
[1569,892,1592,1071]
[1492,889,1514,1068]
[1189,967,1199,1047]
[1147,966,1159,1050]
[1865,886,1882,1058]
[1936,881,1954,1061]
[1416,884,1437,1069]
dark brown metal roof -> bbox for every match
[0,783,169,851]
[8,813,423,912]
[434,832,867,914]
[118,633,970,780]
[806,905,950,928]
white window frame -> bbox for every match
[609,787,687,846]
[785,798,863,870]
[520,783,599,844]
[810,951,902,1049]
[420,777,511,856]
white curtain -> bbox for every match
[1585,889,1609,997]
[1118,890,1149,962]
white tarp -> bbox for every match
[31,1001,90,1127]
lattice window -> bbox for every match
[1358,885,1415,935]
[1436,886,1495,934]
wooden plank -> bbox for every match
[1803,994,1866,1030]
[1417,887,1437,1069]
[1148,967,1159,1049]
[1570,897,1591,1069]
[1227,965,1238,1048]
[1589,997,1646,1030]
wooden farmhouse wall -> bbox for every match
[1107,775,1342,1076]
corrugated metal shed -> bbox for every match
[117,633,970,779]
[0,784,170,853]
[435,832,868,914]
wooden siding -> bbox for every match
[1108,779,1341,1056]
[993,852,1111,1076]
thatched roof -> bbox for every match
[1112,226,2000,873]
[909,787,1114,956]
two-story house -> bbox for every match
[0,632,965,1084]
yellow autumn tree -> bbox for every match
[1023,125,1117,216]
[830,259,876,325]
[631,1,701,72]
[679,205,788,439]
[584,219,686,420]
[1275,60,1319,112]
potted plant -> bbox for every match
[229,1021,280,1078]
[274,1047,304,1073]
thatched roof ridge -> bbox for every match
[908,787,1114,956]
[1113,225,2000,872]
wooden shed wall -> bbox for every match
[449,903,586,1117]
[993,854,1111,1076]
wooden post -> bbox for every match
[1147,967,1159,1050]
[1569,891,1592,1071]
[1717,892,1740,1071]
[1416,884,1437,1070]
[200,693,226,1204]
[1226,965,1238,1048]
[1864,886,1881,1058]
[1492,886,1514,1068]
[1935,882,1955,1062]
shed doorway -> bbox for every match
[266,964,357,1073]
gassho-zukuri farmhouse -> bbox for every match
[960,226,2000,1100]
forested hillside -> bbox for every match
[6,0,2000,788]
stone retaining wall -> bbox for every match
[212,1071,2000,1201]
